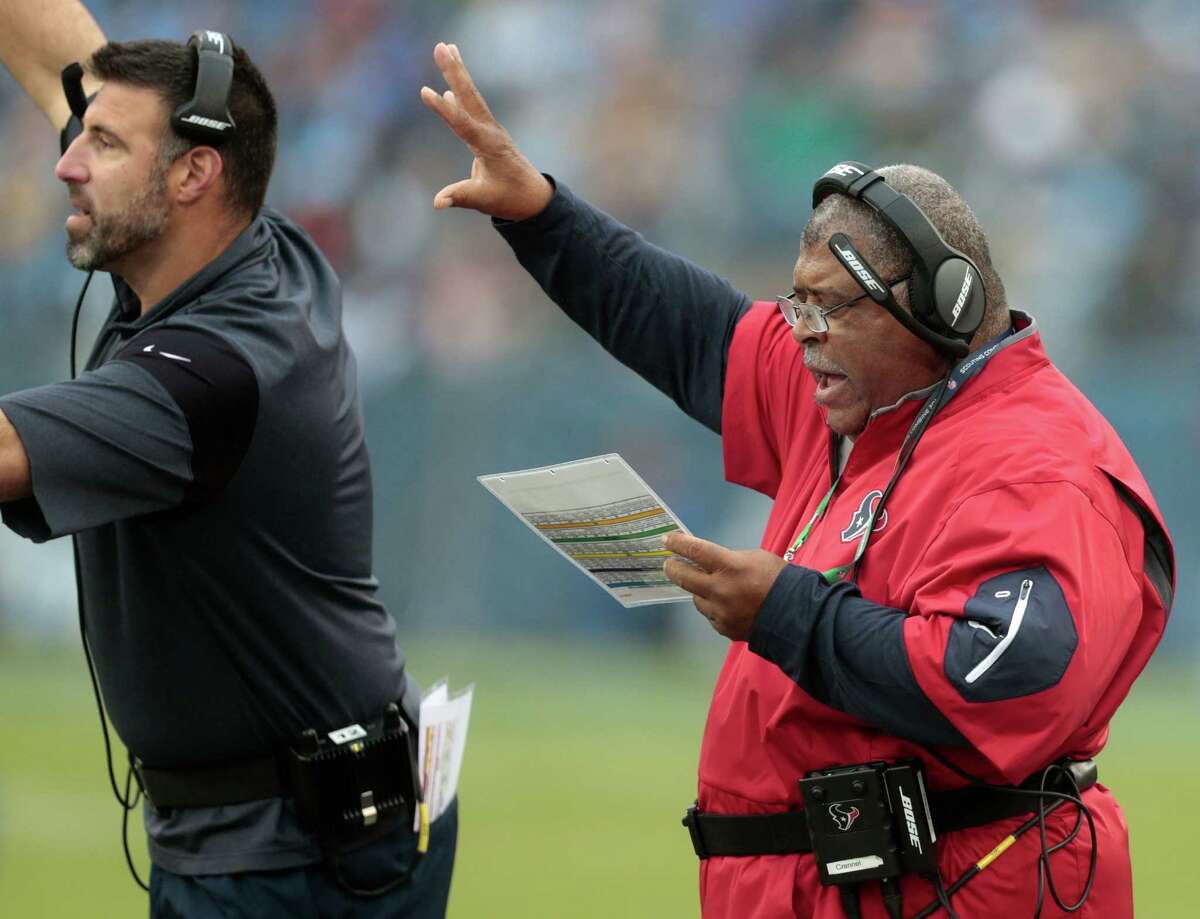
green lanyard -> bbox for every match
[782,479,852,584]
[781,334,1009,584]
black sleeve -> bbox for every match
[494,179,752,434]
[0,326,258,541]
[111,327,259,502]
[748,565,969,747]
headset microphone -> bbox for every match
[61,62,89,122]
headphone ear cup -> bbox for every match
[932,258,985,339]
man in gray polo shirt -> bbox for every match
[0,2,456,915]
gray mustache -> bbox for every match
[803,347,847,376]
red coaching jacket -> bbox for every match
[491,182,1172,917]
[698,304,1173,916]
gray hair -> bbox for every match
[157,132,192,170]
[801,164,1009,341]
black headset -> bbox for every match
[172,30,237,142]
[61,29,237,144]
[811,161,986,358]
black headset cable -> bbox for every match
[930,869,962,919]
[69,269,93,378]
[69,270,151,891]
[908,750,1097,918]
[1032,763,1096,917]
[839,884,863,919]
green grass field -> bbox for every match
[0,636,1193,917]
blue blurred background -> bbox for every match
[0,1,1197,913]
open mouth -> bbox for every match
[813,371,847,391]
[811,369,851,406]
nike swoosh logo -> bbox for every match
[141,343,191,363]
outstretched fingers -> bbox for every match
[435,42,496,123]
[421,44,503,156]
[420,41,553,220]
[419,85,481,147]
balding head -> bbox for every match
[801,164,1010,346]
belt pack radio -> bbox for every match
[798,759,937,887]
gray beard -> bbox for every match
[66,167,170,272]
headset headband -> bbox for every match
[60,30,237,145]
[814,162,956,272]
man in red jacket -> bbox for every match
[422,43,1172,919]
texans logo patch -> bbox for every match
[841,490,888,543]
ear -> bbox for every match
[172,146,225,206]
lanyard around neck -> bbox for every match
[782,348,994,584]
[783,479,840,569]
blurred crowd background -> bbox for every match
[0,0,1196,661]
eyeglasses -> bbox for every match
[777,275,911,333]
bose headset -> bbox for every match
[812,161,986,358]
[58,29,238,894]
[62,29,237,143]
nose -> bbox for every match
[792,322,825,346]
[55,135,89,185]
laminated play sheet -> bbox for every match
[415,679,473,829]
[478,454,693,607]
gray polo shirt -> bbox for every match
[0,208,413,874]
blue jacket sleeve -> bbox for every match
[748,564,969,747]
[493,179,752,434]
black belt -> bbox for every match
[683,760,1097,859]
[136,752,289,809]
[136,687,420,811]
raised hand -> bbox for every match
[663,532,787,642]
[420,42,554,221]
[0,0,106,130]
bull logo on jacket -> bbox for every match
[841,490,888,542]
[828,803,861,832]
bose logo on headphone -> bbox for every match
[951,270,973,325]
[833,244,884,294]
[204,30,226,53]
[180,114,232,131]
[826,163,865,179]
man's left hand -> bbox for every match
[663,532,787,641]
